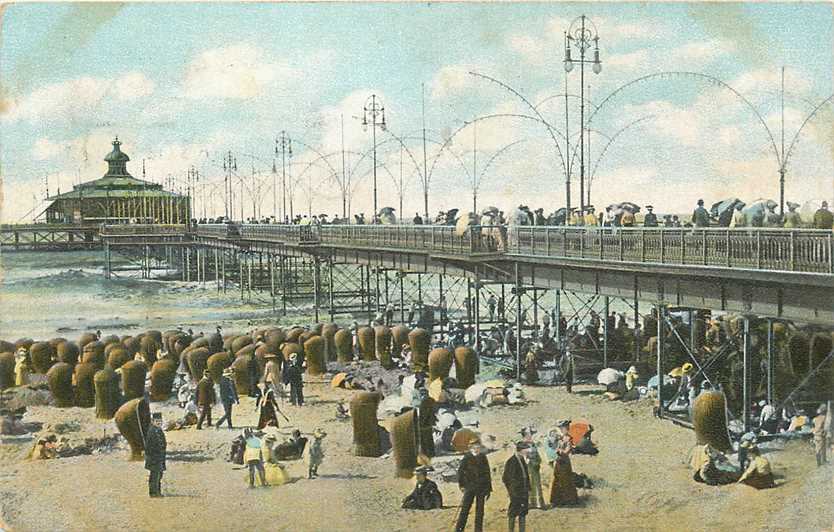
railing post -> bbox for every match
[562,228,567,256]
[680,230,686,264]
[702,230,708,265]
[641,230,646,262]
[726,230,731,267]
[618,229,624,261]
[546,228,551,256]
[530,227,536,254]
[579,228,584,258]
[789,230,795,271]
[599,228,604,260]
[659,229,665,263]
[829,233,833,274]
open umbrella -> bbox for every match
[452,428,480,452]
[568,419,592,443]
[481,206,499,216]
[710,198,745,223]
[330,372,348,388]
[597,368,624,386]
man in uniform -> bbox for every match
[145,412,167,497]
[401,465,443,510]
[455,441,492,532]
[692,199,711,228]
[813,201,834,229]
[503,441,531,532]
[643,205,658,227]
[196,370,215,429]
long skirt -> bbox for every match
[549,457,578,506]
[257,404,278,429]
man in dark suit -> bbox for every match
[215,367,239,429]
[144,412,167,497]
[503,442,531,532]
[455,441,492,532]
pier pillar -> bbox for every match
[515,263,522,380]
[742,316,752,433]
[474,277,481,364]
[657,304,665,419]
[328,258,335,322]
[766,319,774,405]
[603,296,609,367]
[313,257,321,323]
[104,242,111,279]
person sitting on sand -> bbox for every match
[692,444,739,486]
[737,442,775,489]
[402,466,443,510]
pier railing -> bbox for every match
[99,223,834,274]
[507,226,834,274]
[317,224,501,254]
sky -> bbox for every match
[1,2,833,222]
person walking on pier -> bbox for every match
[196,370,216,429]
[487,295,497,321]
[692,199,711,228]
[813,201,833,229]
[215,368,239,430]
[413,213,423,225]
[144,412,167,497]
[643,205,658,227]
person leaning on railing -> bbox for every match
[813,201,834,230]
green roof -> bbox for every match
[47,138,186,200]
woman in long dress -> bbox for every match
[257,387,280,430]
[549,420,578,506]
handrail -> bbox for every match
[97,223,834,274]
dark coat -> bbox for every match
[402,479,443,510]
[197,377,216,406]
[218,376,238,405]
[282,363,303,387]
[458,452,492,495]
[144,424,167,471]
[502,454,530,500]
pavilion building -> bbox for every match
[44,138,190,224]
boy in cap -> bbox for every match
[304,428,327,479]
[145,412,167,497]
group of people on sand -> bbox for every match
[399,420,583,532]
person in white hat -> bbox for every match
[304,428,327,479]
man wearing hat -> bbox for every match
[520,427,545,510]
[196,370,216,430]
[283,352,304,406]
[692,199,710,228]
[813,403,829,466]
[503,441,531,532]
[402,466,443,510]
[144,412,167,497]
[643,206,658,227]
[215,367,239,430]
[455,441,492,532]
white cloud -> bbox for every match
[1,72,154,124]
[606,49,650,70]
[114,71,155,101]
[429,64,480,100]
[182,44,298,100]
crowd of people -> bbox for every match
[189,198,834,231]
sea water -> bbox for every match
[0,250,310,340]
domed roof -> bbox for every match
[104,137,130,163]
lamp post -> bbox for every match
[362,94,387,220]
[275,131,292,223]
[564,15,602,215]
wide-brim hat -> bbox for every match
[414,465,434,474]
[264,354,278,360]
[645,205,654,209]
[556,419,571,428]
[222,368,234,377]
[681,363,694,374]
[627,366,638,374]
[314,428,327,438]
[818,404,828,415]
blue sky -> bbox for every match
[1,2,832,221]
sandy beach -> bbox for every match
[1,373,830,532]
